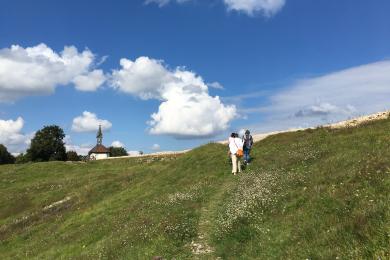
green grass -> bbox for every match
[1,118,390,259]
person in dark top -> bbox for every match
[242,129,253,164]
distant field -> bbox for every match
[1,118,389,259]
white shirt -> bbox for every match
[229,137,243,155]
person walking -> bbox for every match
[242,130,254,164]
[228,133,243,175]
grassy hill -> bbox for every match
[1,117,390,259]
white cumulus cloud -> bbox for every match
[224,0,286,16]
[111,140,125,148]
[72,69,106,92]
[71,111,112,133]
[0,117,33,154]
[111,57,237,138]
[111,57,170,99]
[0,43,106,102]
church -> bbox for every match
[88,125,110,160]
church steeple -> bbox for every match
[96,125,103,145]
[89,125,109,159]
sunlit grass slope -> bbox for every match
[1,118,389,259]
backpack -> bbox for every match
[243,134,253,149]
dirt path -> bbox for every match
[190,177,237,258]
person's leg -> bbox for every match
[231,154,237,174]
[247,149,251,162]
[244,149,249,162]
[238,158,241,173]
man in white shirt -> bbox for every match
[228,133,243,175]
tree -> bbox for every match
[66,151,79,161]
[27,125,67,162]
[15,153,31,164]
[0,144,15,164]
[109,146,128,157]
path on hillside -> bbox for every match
[190,175,238,258]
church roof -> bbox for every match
[89,144,110,154]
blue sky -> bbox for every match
[1,0,390,154]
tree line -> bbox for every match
[0,125,129,165]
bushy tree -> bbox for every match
[0,144,15,164]
[66,151,79,161]
[79,155,88,161]
[27,125,67,162]
[109,146,128,157]
[15,153,31,164]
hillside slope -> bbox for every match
[1,118,390,259]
